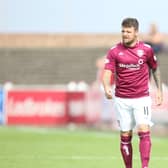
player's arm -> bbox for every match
[151,67,163,105]
[102,69,113,99]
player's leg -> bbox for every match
[114,97,135,168]
[138,127,151,168]
[120,130,133,168]
[133,96,152,168]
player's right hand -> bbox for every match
[105,89,113,99]
[156,89,163,106]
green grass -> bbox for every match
[0,126,167,168]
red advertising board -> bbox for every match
[6,90,68,125]
[67,92,86,123]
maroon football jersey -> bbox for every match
[104,41,157,98]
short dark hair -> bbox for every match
[121,18,139,30]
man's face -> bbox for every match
[121,26,138,46]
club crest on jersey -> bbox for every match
[137,49,144,57]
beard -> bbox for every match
[122,37,137,47]
[123,38,135,46]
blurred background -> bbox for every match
[0,0,168,135]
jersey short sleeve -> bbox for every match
[104,46,116,72]
[146,44,158,70]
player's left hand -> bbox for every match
[156,90,163,106]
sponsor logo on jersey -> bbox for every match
[138,59,144,64]
[118,63,140,70]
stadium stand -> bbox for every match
[0,47,107,84]
[0,34,167,85]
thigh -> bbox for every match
[133,96,153,127]
[114,97,135,131]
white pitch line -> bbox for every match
[43,156,168,161]
[0,155,168,161]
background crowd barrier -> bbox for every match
[5,87,88,126]
[6,89,69,125]
[1,83,168,127]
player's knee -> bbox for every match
[120,130,132,137]
[137,124,150,132]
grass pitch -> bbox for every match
[0,126,167,168]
